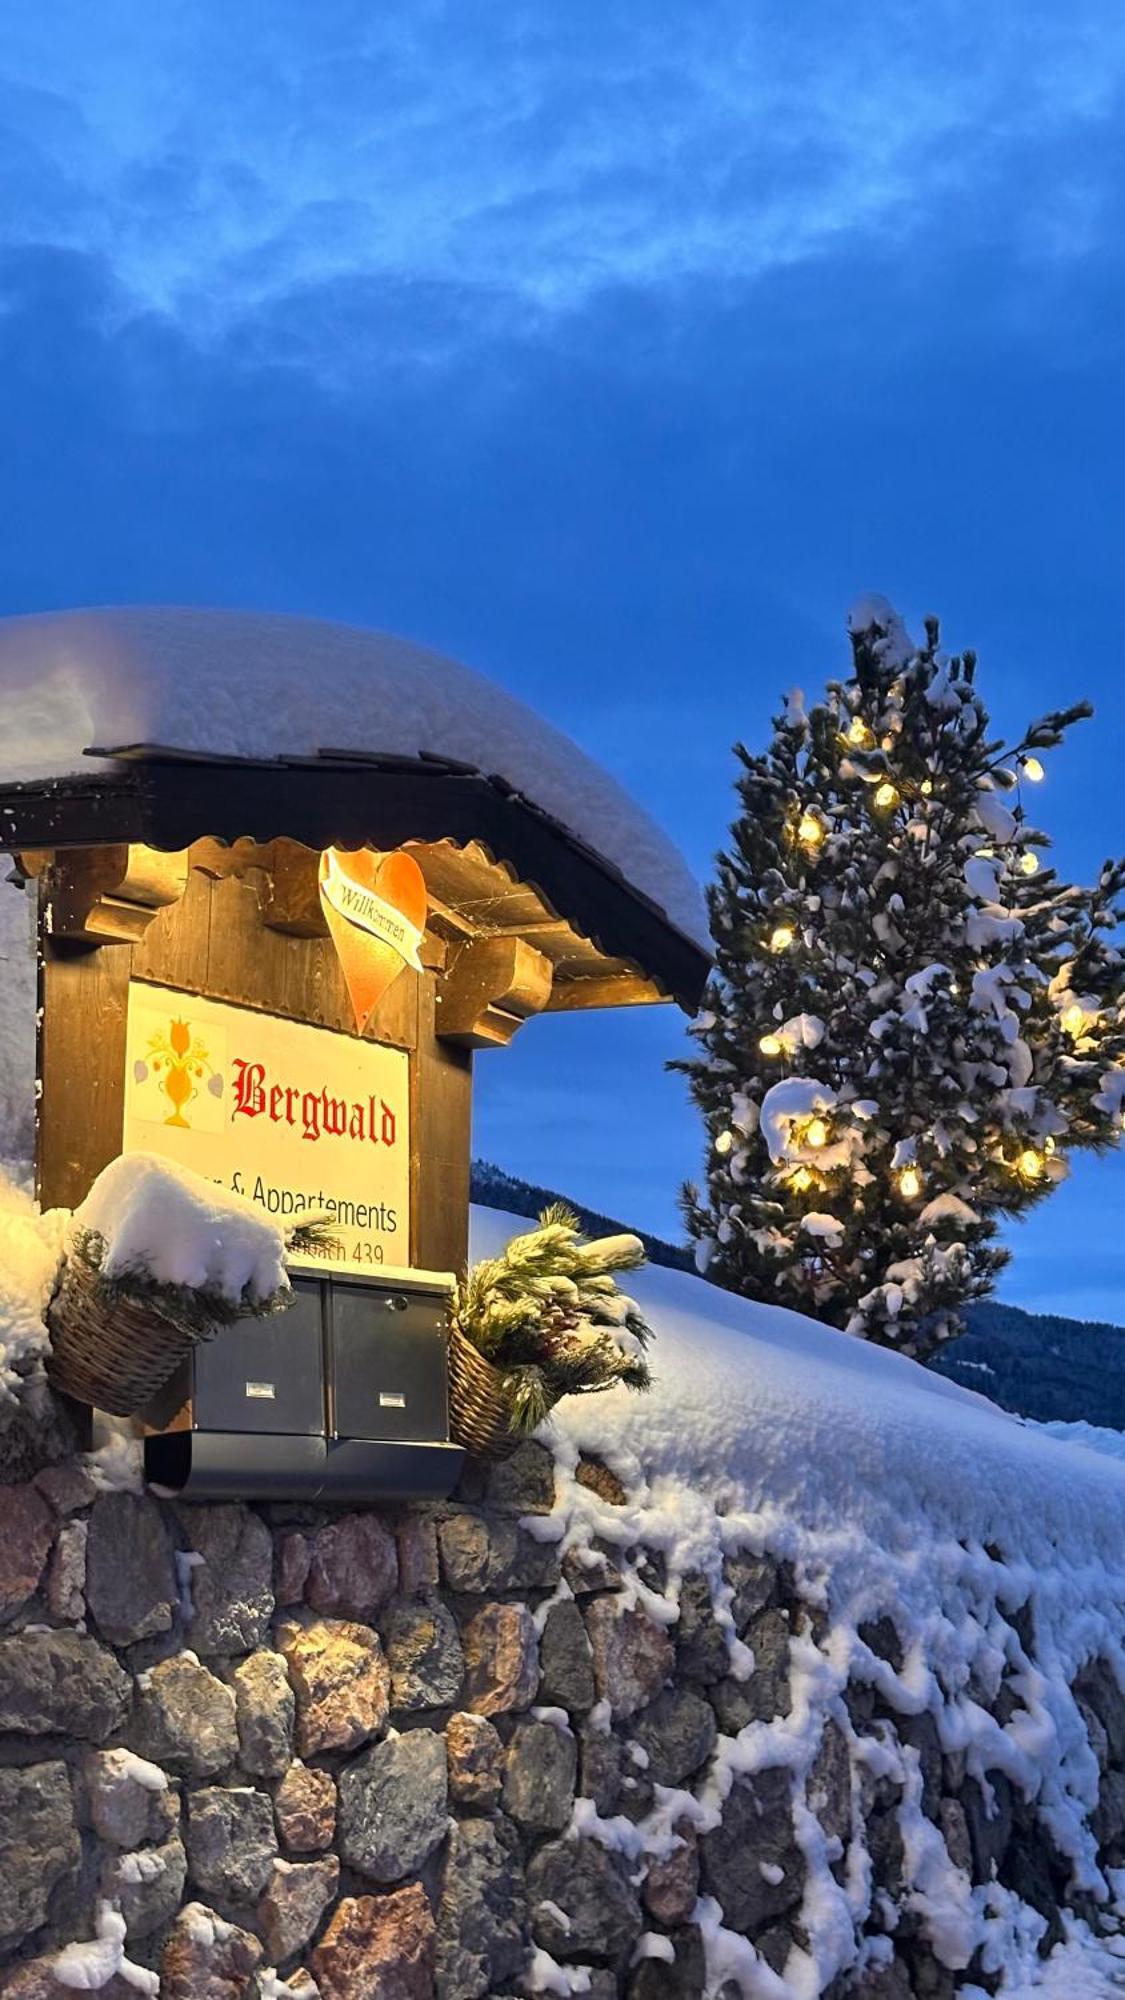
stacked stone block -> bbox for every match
[0,1438,1122,1998]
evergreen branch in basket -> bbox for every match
[453,1204,655,1434]
[284,1214,345,1261]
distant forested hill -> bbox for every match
[928,1300,1125,1426]
[470,1160,1125,1428]
[470,1160,695,1273]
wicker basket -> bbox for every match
[447,1324,524,1460]
[45,1254,218,1416]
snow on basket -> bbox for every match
[45,1153,331,1415]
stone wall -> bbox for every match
[1,1435,1124,1999]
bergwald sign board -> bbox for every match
[121,981,411,1276]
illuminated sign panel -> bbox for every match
[122,981,410,1274]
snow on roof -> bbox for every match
[0,606,707,948]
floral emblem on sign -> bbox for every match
[133,1017,224,1129]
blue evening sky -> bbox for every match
[2,3,1123,1320]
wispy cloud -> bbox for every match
[2,0,1123,336]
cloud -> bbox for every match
[2,0,1124,342]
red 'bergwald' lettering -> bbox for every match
[232,1060,266,1118]
[231,1057,397,1147]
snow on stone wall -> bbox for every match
[2,1208,1125,1994]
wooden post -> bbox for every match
[37,932,131,1213]
[411,974,473,1278]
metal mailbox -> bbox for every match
[330,1279,451,1444]
[143,1268,464,1501]
[192,1279,326,1438]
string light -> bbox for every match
[789,1167,815,1194]
[1017,1148,1044,1183]
[874,782,900,811]
[714,1130,734,1156]
[920,779,933,796]
[797,812,826,850]
[1021,756,1045,782]
[898,1165,922,1200]
[1019,851,1039,876]
[805,1117,829,1149]
[769,924,795,954]
[846,717,873,748]
[1044,1136,1056,1155]
[759,1032,783,1057]
[1061,1001,1094,1038]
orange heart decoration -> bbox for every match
[319,847,428,1034]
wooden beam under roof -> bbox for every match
[0,759,709,1011]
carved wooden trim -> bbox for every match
[192,836,328,937]
[190,836,449,969]
[436,936,553,1049]
[43,843,190,944]
[547,973,666,1011]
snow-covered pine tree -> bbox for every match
[679,597,1125,1356]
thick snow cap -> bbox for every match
[0,605,707,948]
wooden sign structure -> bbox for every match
[0,617,710,1498]
[0,746,709,1283]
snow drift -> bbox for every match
[471,1209,1125,1996]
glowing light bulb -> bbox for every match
[920,779,933,796]
[846,717,873,747]
[898,1166,922,1200]
[790,1167,814,1194]
[1061,1003,1088,1038]
[874,782,900,810]
[805,1117,829,1149]
[1017,1148,1044,1182]
[714,1130,734,1156]
[769,925,795,954]
[1044,1136,1056,1156]
[798,812,826,849]
[1022,756,1045,782]
[1019,851,1039,876]
[759,1032,783,1057]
